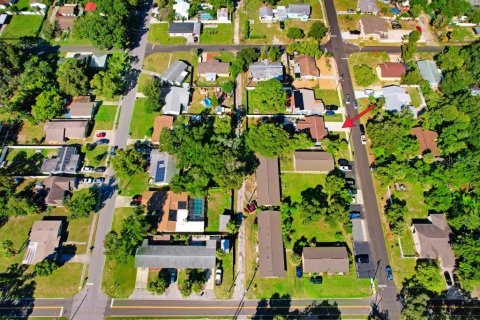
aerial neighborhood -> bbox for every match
[1,0,480,319]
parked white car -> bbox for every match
[215,269,222,286]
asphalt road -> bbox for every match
[323,0,401,318]
[106,298,372,318]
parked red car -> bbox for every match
[96,132,107,138]
[416,26,422,32]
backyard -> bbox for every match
[314,88,340,106]
[148,23,187,45]
[143,51,197,75]
[5,148,55,175]
[333,0,356,11]
[405,87,423,109]
[0,15,44,39]
[93,105,117,131]
[129,98,161,139]
[215,250,234,299]
[102,208,137,298]
[281,172,326,203]
[201,23,234,45]
[206,189,233,232]
[83,145,108,167]
[348,52,390,88]
[17,121,45,144]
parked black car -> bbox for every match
[94,166,106,173]
[355,254,369,264]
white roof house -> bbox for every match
[161,60,189,85]
[217,7,230,22]
[417,60,442,88]
[357,0,379,13]
[173,0,190,19]
[163,86,190,115]
[249,60,284,81]
[382,85,416,117]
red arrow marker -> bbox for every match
[342,104,376,128]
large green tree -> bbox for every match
[249,79,286,114]
[307,21,328,41]
[111,147,146,178]
[57,59,89,96]
[31,88,65,122]
[353,65,377,87]
[64,188,101,219]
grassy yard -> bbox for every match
[333,0,356,11]
[0,15,44,39]
[281,172,326,203]
[215,250,234,299]
[348,52,390,88]
[143,51,197,74]
[18,121,45,144]
[324,114,344,122]
[206,189,233,232]
[49,205,94,245]
[93,105,117,131]
[34,263,83,298]
[138,73,154,94]
[118,171,149,197]
[83,145,108,167]
[335,131,351,161]
[103,208,137,298]
[405,87,422,108]
[280,154,294,171]
[314,89,340,106]
[148,23,187,45]
[130,98,161,139]
[201,23,234,45]
[5,148,54,175]
[338,14,360,32]
[16,0,30,10]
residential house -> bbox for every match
[173,0,190,19]
[168,22,201,42]
[43,176,76,206]
[468,0,480,9]
[411,127,440,157]
[360,16,388,39]
[0,14,9,25]
[474,27,480,35]
[411,214,455,270]
[470,84,480,96]
[293,55,320,80]
[89,54,108,69]
[29,0,47,11]
[417,60,442,88]
[276,6,287,21]
[249,60,284,81]
[286,4,310,21]
[294,151,335,172]
[66,96,96,119]
[160,60,189,85]
[376,62,407,81]
[217,7,230,22]
[40,146,81,174]
[259,6,274,23]
[57,4,77,16]
[151,115,174,144]
[302,247,349,275]
[291,89,325,114]
[255,156,281,207]
[197,59,230,81]
[0,0,15,10]
[157,191,205,233]
[382,85,414,115]
[258,211,286,278]
[148,150,177,185]
[135,239,216,269]
[296,115,328,143]
[22,220,63,265]
[55,16,75,32]
[163,86,190,115]
[357,0,379,14]
[44,120,88,143]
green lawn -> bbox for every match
[338,14,360,32]
[323,114,343,122]
[130,98,161,139]
[118,171,149,197]
[280,154,294,171]
[335,131,351,161]
[405,87,422,108]
[49,206,94,245]
[5,148,54,175]
[348,52,390,88]
[201,23,234,45]
[215,250,234,299]
[206,189,233,232]
[1,15,44,39]
[138,73,154,94]
[148,23,187,45]
[16,0,30,10]
[333,0,356,10]
[103,208,137,298]
[314,89,340,106]
[18,121,45,144]
[34,263,83,298]
[143,51,197,74]
[281,173,326,203]
[93,105,117,130]
[83,145,108,167]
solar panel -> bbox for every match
[155,161,166,183]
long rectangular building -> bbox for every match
[258,211,285,278]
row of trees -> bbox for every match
[287,22,328,42]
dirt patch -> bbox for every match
[317,79,337,90]
[317,56,336,76]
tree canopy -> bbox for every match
[307,22,328,41]
[57,59,89,96]
[248,79,286,114]
[353,65,377,87]
[31,88,65,123]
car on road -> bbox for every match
[82,166,94,172]
[345,94,351,104]
[353,100,358,109]
[361,134,367,145]
[355,254,369,264]
[110,146,118,156]
[296,266,303,278]
[96,138,110,145]
[386,265,393,281]
[444,271,453,286]
[215,269,222,285]
[169,269,177,284]
[81,177,94,184]
[310,276,323,284]
[349,211,361,220]
[339,164,352,171]
[94,177,105,184]
[359,124,366,134]
[345,178,356,186]
[325,110,336,116]
[96,132,107,138]
[94,166,106,173]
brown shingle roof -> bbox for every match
[411,127,440,156]
[44,120,88,143]
[255,156,281,206]
[294,151,334,172]
[294,55,320,78]
[197,59,230,75]
[296,116,328,142]
[55,16,75,31]
[43,176,76,206]
[158,191,188,232]
[360,16,388,35]
[67,96,95,118]
[258,211,285,278]
[23,220,63,265]
[57,5,76,15]
[378,62,407,78]
[152,115,174,144]
[302,247,349,274]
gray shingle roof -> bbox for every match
[287,4,310,15]
[168,22,200,34]
[382,85,412,112]
[256,156,281,206]
[249,60,283,81]
[41,146,80,174]
[258,211,285,278]
[161,60,189,84]
[357,0,378,12]
[163,86,190,115]
[417,60,442,86]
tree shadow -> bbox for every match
[0,263,36,319]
